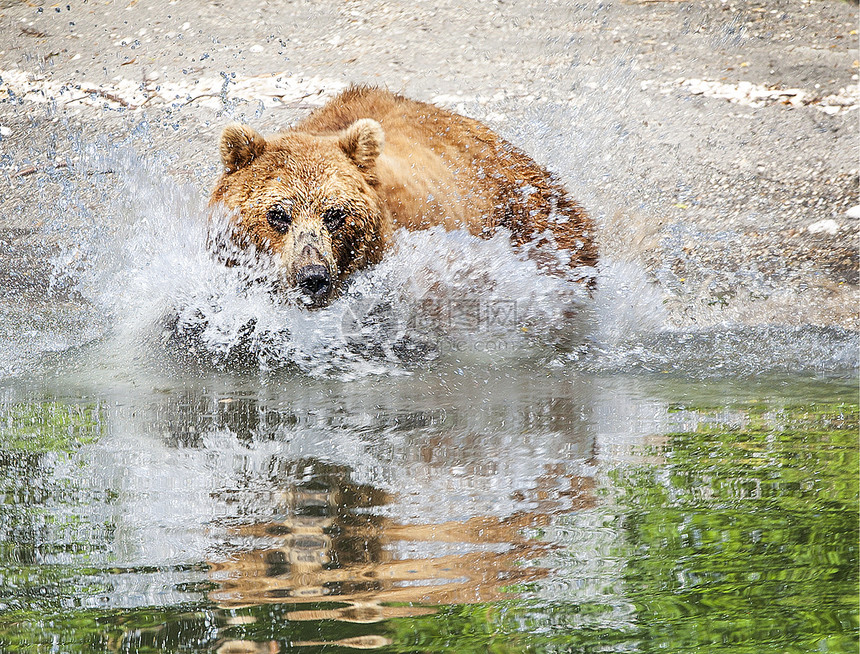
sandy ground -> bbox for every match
[0,0,857,329]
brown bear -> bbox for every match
[210,85,597,307]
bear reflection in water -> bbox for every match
[208,458,595,652]
[171,396,598,652]
[210,86,598,308]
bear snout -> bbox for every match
[295,264,332,307]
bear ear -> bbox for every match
[338,118,384,170]
[220,123,267,173]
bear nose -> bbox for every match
[296,264,331,302]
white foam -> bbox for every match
[24,139,854,382]
[39,143,604,379]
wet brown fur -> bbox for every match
[210,85,598,299]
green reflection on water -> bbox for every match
[0,401,104,452]
[615,402,859,654]
[0,401,110,599]
[0,394,856,653]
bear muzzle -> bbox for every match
[296,264,332,306]
[287,232,337,308]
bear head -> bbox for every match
[210,119,388,308]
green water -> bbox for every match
[0,372,856,653]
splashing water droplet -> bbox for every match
[4,131,849,383]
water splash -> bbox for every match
[6,136,850,381]
[36,140,598,379]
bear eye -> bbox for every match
[266,203,293,232]
[322,207,348,232]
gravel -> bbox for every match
[0,0,856,329]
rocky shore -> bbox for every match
[0,0,857,329]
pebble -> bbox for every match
[807,219,840,235]
[667,78,860,114]
[845,205,860,220]
[0,125,10,137]
[0,66,345,111]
